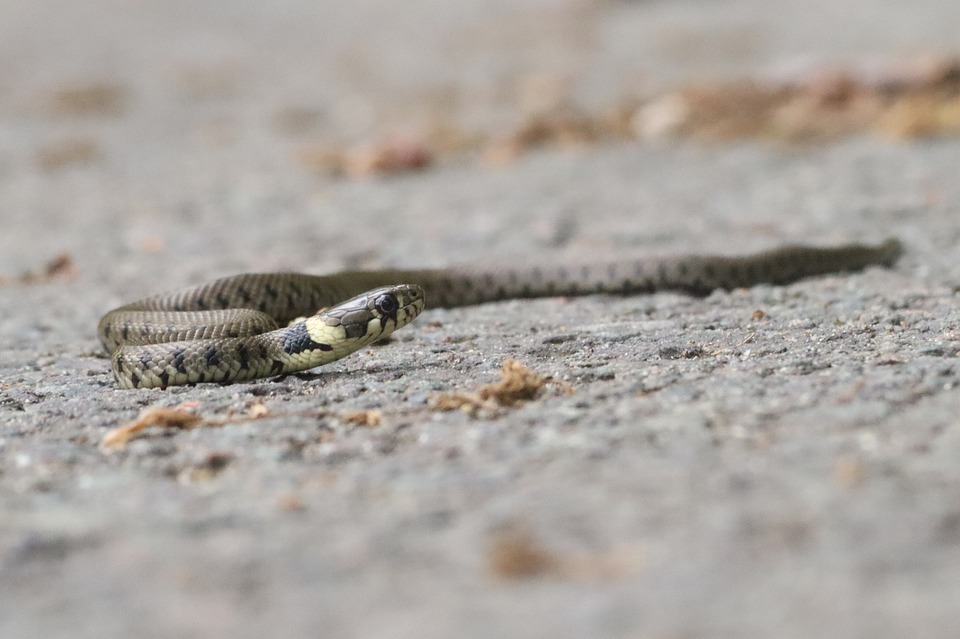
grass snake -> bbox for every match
[99,237,903,389]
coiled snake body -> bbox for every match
[99,238,903,389]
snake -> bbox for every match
[99,237,903,389]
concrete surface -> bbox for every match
[2,1,960,637]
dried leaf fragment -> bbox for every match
[341,409,383,428]
[479,358,548,407]
[49,83,129,117]
[432,358,568,415]
[247,402,270,418]
[177,451,235,483]
[36,138,102,171]
[101,406,203,451]
[276,493,306,512]
[489,531,560,579]
[297,136,433,178]
[1,253,78,286]
[489,527,644,582]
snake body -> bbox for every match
[99,238,903,389]
[104,285,425,389]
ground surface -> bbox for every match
[2,1,960,638]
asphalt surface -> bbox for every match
[2,1,960,637]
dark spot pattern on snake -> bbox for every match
[204,346,221,367]
[282,322,329,355]
[236,343,249,369]
[172,348,188,374]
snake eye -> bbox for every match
[375,293,399,315]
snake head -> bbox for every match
[316,284,425,341]
[368,284,426,332]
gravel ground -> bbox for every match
[2,1,960,638]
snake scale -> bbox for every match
[99,238,903,389]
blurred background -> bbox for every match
[1,0,959,276]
